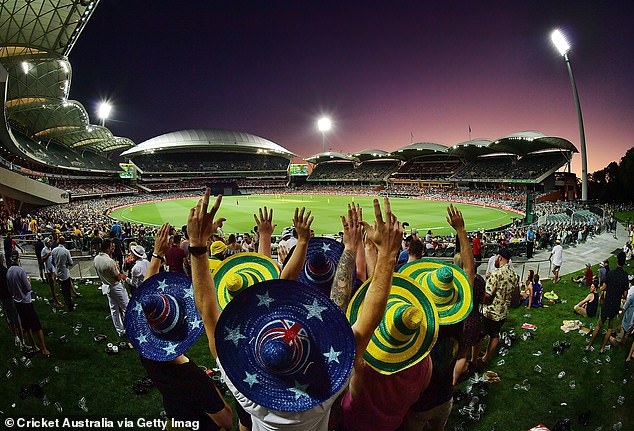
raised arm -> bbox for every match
[280,207,313,280]
[352,198,403,368]
[254,207,276,257]
[330,203,363,312]
[145,223,169,279]
[188,188,225,358]
[446,204,474,288]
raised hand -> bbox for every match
[446,204,465,232]
[154,223,170,257]
[293,207,314,241]
[341,203,363,252]
[362,197,403,257]
[254,207,276,236]
[188,188,224,247]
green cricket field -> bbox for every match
[109,194,519,235]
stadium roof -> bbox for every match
[0,1,135,158]
[351,149,393,162]
[304,151,358,164]
[0,0,98,58]
[389,142,449,160]
[121,129,296,159]
[448,139,496,158]
[489,131,578,156]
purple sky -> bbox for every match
[69,1,634,174]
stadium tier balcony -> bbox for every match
[392,160,464,180]
[131,152,289,175]
[308,160,400,182]
[452,152,569,181]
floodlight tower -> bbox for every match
[550,29,588,201]
[317,117,332,153]
[98,101,112,127]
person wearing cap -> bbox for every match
[598,260,609,287]
[208,240,227,274]
[94,238,130,337]
[41,237,63,308]
[7,251,51,357]
[549,239,563,284]
[126,245,150,291]
[126,224,234,431]
[189,189,403,431]
[479,247,518,364]
[52,236,74,312]
[572,263,594,287]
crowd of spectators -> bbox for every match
[452,153,569,181]
[133,153,289,173]
[308,161,400,182]
[392,160,464,180]
[52,179,138,196]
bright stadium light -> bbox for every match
[550,29,588,201]
[97,101,112,127]
[317,117,332,153]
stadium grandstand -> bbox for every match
[120,129,295,195]
[304,131,578,201]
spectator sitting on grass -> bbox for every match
[526,274,543,309]
[572,263,593,286]
[573,283,599,318]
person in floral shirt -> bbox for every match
[479,247,519,364]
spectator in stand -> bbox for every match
[166,234,187,274]
[549,240,563,284]
[472,232,482,268]
[573,283,599,318]
[241,232,255,253]
[527,274,543,309]
[7,251,51,357]
[397,236,413,268]
[126,245,150,291]
[586,252,629,354]
[598,261,609,287]
[224,234,243,257]
[52,236,74,312]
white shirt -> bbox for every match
[41,246,55,273]
[551,244,563,266]
[217,358,343,431]
[128,258,149,289]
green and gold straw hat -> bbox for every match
[347,273,439,374]
[398,258,472,325]
[214,252,280,311]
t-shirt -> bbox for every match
[41,246,55,273]
[472,237,482,256]
[601,266,628,319]
[217,357,343,431]
[551,245,563,267]
[166,245,187,274]
[52,245,73,281]
[140,357,224,431]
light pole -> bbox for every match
[97,101,112,127]
[317,117,331,153]
[550,29,588,201]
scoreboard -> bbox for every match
[289,164,309,176]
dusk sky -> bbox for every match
[68,1,634,174]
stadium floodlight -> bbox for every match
[550,28,588,201]
[317,117,332,153]
[97,101,112,127]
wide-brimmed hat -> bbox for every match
[214,252,280,311]
[124,273,204,362]
[285,237,346,296]
[131,245,147,259]
[398,258,472,325]
[211,241,227,255]
[216,279,355,412]
[347,273,439,374]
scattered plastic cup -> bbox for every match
[617,395,625,405]
[496,359,505,366]
[6,370,13,379]
[569,380,576,390]
[558,371,566,379]
[613,422,622,431]
[532,350,542,356]
[54,402,63,413]
[534,365,542,373]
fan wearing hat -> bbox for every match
[189,189,404,431]
[125,244,150,291]
[125,268,233,430]
[478,247,519,365]
[208,240,227,274]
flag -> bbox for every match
[468,124,472,134]
[410,131,414,142]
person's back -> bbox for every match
[603,265,628,319]
[52,244,71,281]
[531,282,543,308]
[7,264,30,303]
